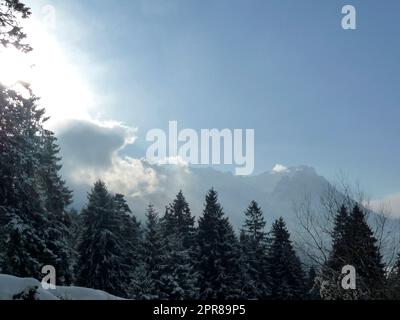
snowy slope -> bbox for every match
[0,274,123,300]
[68,164,396,232]
[124,165,331,229]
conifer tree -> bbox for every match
[66,208,81,278]
[112,194,142,270]
[76,181,130,297]
[0,85,54,279]
[0,0,73,283]
[196,189,241,299]
[156,192,198,299]
[0,119,73,284]
[158,232,199,300]
[240,201,270,299]
[268,217,306,299]
[36,131,73,285]
[139,205,164,299]
[321,205,354,299]
[162,190,195,250]
[387,254,400,299]
[347,205,385,298]
[326,205,350,272]
[322,204,385,299]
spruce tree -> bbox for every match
[158,232,199,300]
[240,201,270,299]
[0,116,73,283]
[0,85,55,279]
[347,205,385,298]
[36,131,73,285]
[268,217,306,299]
[76,181,130,297]
[323,204,385,299]
[320,205,351,299]
[66,208,81,279]
[162,190,195,250]
[0,65,42,277]
[149,191,198,299]
[387,254,400,299]
[139,204,164,299]
[196,188,241,299]
[0,0,73,283]
[326,205,350,272]
[112,194,142,270]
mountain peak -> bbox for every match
[271,164,289,174]
[270,164,317,176]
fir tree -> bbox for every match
[0,85,54,279]
[111,194,144,298]
[347,205,385,298]
[158,232,199,300]
[157,192,199,299]
[240,201,270,299]
[322,205,353,299]
[326,205,350,272]
[75,181,130,297]
[36,131,73,285]
[322,204,385,299]
[162,190,195,250]
[140,204,164,299]
[65,208,81,280]
[112,194,142,270]
[268,217,306,300]
[0,0,73,283]
[196,188,241,299]
[0,78,39,275]
[387,254,400,299]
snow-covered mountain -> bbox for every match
[125,165,331,229]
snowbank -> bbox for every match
[0,274,123,300]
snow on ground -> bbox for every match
[0,274,123,300]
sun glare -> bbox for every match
[0,47,33,86]
[1,15,96,128]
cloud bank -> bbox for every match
[371,193,400,218]
[57,119,160,202]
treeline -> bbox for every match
[70,182,308,299]
[66,183,400,300]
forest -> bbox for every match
[1,0,400,300]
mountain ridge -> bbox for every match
[86,164,332,229]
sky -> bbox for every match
[15,0,400,211]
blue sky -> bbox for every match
[26,0,400,199]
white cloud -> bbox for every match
[272,164,289,173]
[70,156,159,198]
[57,119,137,168]
[371,192,400,218]
[57,119,159,199]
